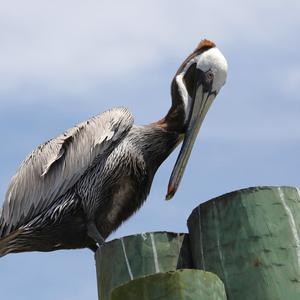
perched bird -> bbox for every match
[0,39,227,256]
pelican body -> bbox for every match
[0,40,227,256]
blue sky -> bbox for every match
[1,1,300,299]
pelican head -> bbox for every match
[166,39,228,200]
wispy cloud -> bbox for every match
[1,0,299,102]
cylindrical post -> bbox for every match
[95,231,192,300]
[187,186,300,300]
[110,269,227,300]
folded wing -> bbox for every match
[0,107,134,236]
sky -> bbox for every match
[0,0,300,299]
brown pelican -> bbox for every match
[0,39,227,256]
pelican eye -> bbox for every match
[205,70,214,82]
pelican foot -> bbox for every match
[87,222,105,246]
[88,244,99,253]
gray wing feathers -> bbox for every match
[0,107,133,234]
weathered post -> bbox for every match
[110,269,227,300]
[95,231,192,300]
[188,186,300,300]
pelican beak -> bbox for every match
[166,74,216,200]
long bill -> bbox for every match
[166,82,216,200]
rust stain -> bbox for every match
[253,258,262,267]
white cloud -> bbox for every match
[0,0,299,99]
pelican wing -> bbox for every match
[0,107,134,235]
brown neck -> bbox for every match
[153,79,186,134]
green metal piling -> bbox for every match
[110,269,227,300]
[95,231,192,300]
[187,186,300,300]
